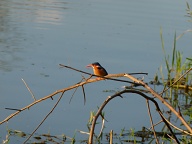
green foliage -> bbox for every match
[160,28,192,86]
[129,128,137,144]
[183,106,192,124]
[119,127,125,136]
[186,1,192,22]
[88,111,96,124]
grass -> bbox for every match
[160,27,192,87]
[186,1,192,22]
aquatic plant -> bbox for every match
[160,28,192,90]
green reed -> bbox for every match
[160,28,192,86]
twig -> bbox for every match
[77,130,89,135]
[23,91,65,144]
[149,120,163,129]
[159,112,192,136]
[146,100,159,144]
[176,29,192,40]
[21,78,36,101]
[69,79,83,104]
[82,85,86,105]
[159,67,192,95]
[5,108,22,111]
[69,75,91,104]
[97,115,105,139]
[167,134,177,143]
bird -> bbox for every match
[86,62,108,76]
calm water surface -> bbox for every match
[0,0,191,143]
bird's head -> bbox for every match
[86,62,101,68]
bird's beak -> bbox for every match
[86,64,93,68]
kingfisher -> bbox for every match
[86,62,108,76]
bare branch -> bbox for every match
[159,112,192,136]
[98,116,105,139]
[82,85,86,105]
[1,69,139,125]
[88,90,180,144]
[69,79,83,104]
[59,64,144,84]
[21,78,36,101]
[59,64,148,76]
[124,73,192,134]
[23,91,65,144]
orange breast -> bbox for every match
[93,67,108,76]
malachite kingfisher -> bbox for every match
[86,62,108,76]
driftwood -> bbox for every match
[0,64,191,144]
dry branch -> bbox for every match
[21,78,36,101]
[0,70,144,125]
[0,77,99,124]
[23,91,65,144]
[146,100,159,144]
[88,89,180,144]
[124,73,192,134]
[1,64,147,125]
[125,74,192,133]
[59,64,147,84]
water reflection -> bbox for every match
[35,9,64,25]
[11,0,68,25]
[0,0,68,71]
[0,1,22,71]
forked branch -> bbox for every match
[124,73,192,134]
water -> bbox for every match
[0,0,191,143]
